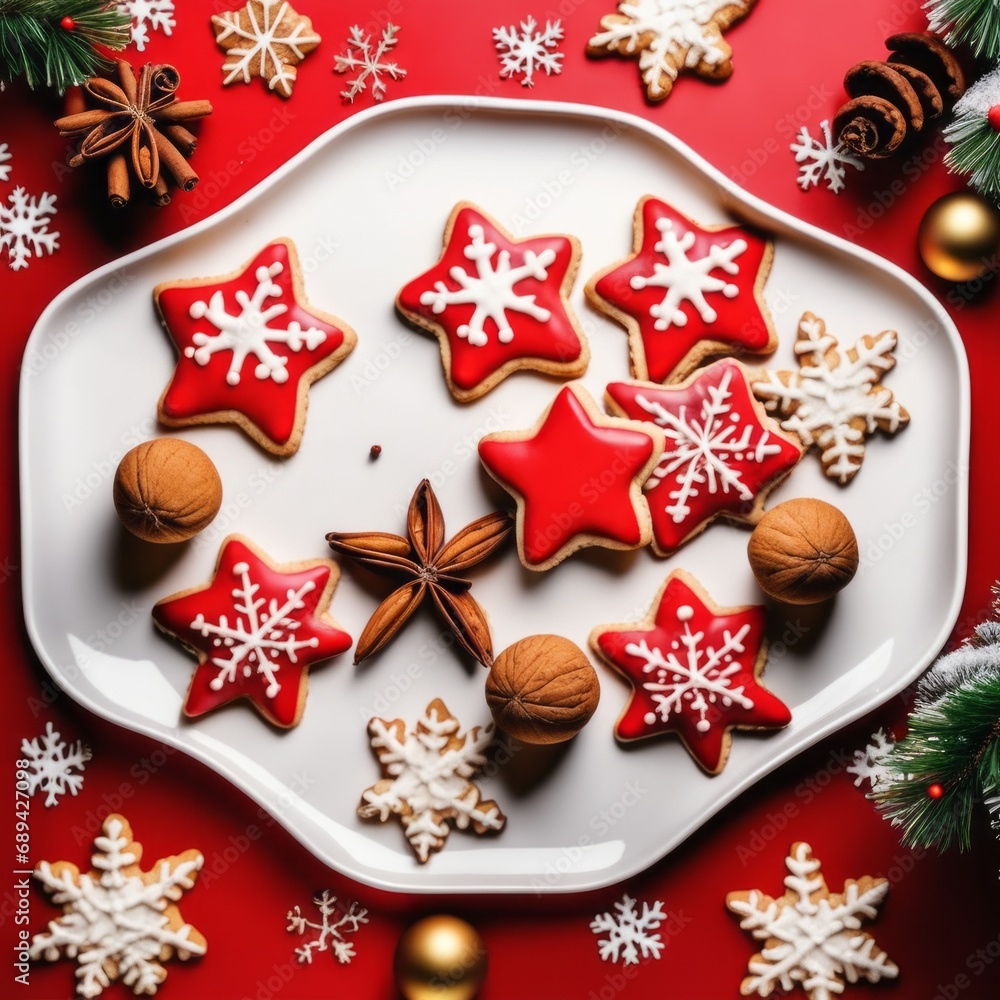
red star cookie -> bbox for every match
[478,383,664,570]
[605,359,802,556]
[396,202,589,401]
[152,536,352,728]
[589,570,791,773]
[155,239,357,456]
[586,197,776,383]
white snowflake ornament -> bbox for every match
[0,142,11,181]
[359,699,506,863]
[334,23,407,103]
[493,16,563,87]
[847,729,899,790]
[287,890,368,965]
[727,842,898,1000]
[30,814,206,998]
[0,186,59,271]
[590,894,667,965]
[118,0,175,52]
[20,722,91,808]
[791,120,864,194]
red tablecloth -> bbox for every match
[4,2,1000,998]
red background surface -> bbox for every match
[3,2,1000,998]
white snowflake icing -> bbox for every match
[752,314,907,484]
[728,843,898,1000]
[627,603,754,732]
[0,186,59,271]
[190,557,320,698]
[30,815,205,998]
[334,23,407,103]
[791,120,864,195]
[589,0,750,101]
[118,0,175,52]
[630,216,746,330]
[636,365,784,522]
[20,722,91,808]
[0,142,11,181]
[184,260,327,385]
[287,890,368,965]
[847,729,898,790]
[493,16,564,87]
[419,222,556,347]
[360,700,505,863]
[590,894,667,966]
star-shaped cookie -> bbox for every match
[396,202,589,401]
[587,196,776,383]
[155,238,356,456]
[605,359,802,556]
[478,383,664,570]
[589,570,791,773]
[152,535,352,728]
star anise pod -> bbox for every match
[326,480,512,666]
[55,60,212,208]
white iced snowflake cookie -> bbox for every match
[751,312,909,484]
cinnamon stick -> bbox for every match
[107,153,130,209]
[153,131,198,191]
[162,125,197,156]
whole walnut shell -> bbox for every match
[485,634,600,745]
[113,438,222,543]
[747,498,859,605]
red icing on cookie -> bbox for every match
[605,359,802,555]
[478,384,663,570]
[156,239,356,455]
[152,536,352,728]
[587,197,775,383]
[396,203,588,400]
[590,572,791,774]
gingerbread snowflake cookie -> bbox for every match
[587,197,776,383]
[212,0,321,99]
[590,570,790,774]
[30,813,205,997]
[751,312,909,484]
[726,842,898,999]
[155,238,356,456]
[587,0,758,103]
[396,202,589,402]
[359,699,506,863]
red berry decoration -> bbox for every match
[988,104,1000,132]
[927,783,944,799]
[60,16,76,30]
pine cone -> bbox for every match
[834,33,965,159]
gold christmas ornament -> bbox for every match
[917,191,1000,282]
[394,914,487,1000]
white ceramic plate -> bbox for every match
[20,97,969,894]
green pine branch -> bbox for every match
[928,0,1000,62]
[944,113,1000,206]
[0,0,130,92]
[872,673,1000,852]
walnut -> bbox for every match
[747,498,859,605]
[113,439,222,543]
[485,635,600,744]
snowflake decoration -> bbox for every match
[118,0,175,52]
[847,729,909,795]
[751,312,909,484]
[334,23,407,103]
[359,699,506,863]
[493,16,563,87]
[212,0,321,99]
[726,842,898,1000]
[590,894,666,965]
[287,890,368,965]
[20,722,91,808]
[587,0,755,102]
[0,186,59,271]
[184,259,327,386]
[419,221,556,347]
[791,120,864,194]
[30,814,205,998]
[0,142,11,181]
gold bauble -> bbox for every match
[393,915,487,1000]
[917,191,1000,282]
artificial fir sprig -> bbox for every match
[927,0,1000,62]
[944,65,1000,204]
[0,0,130,92]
